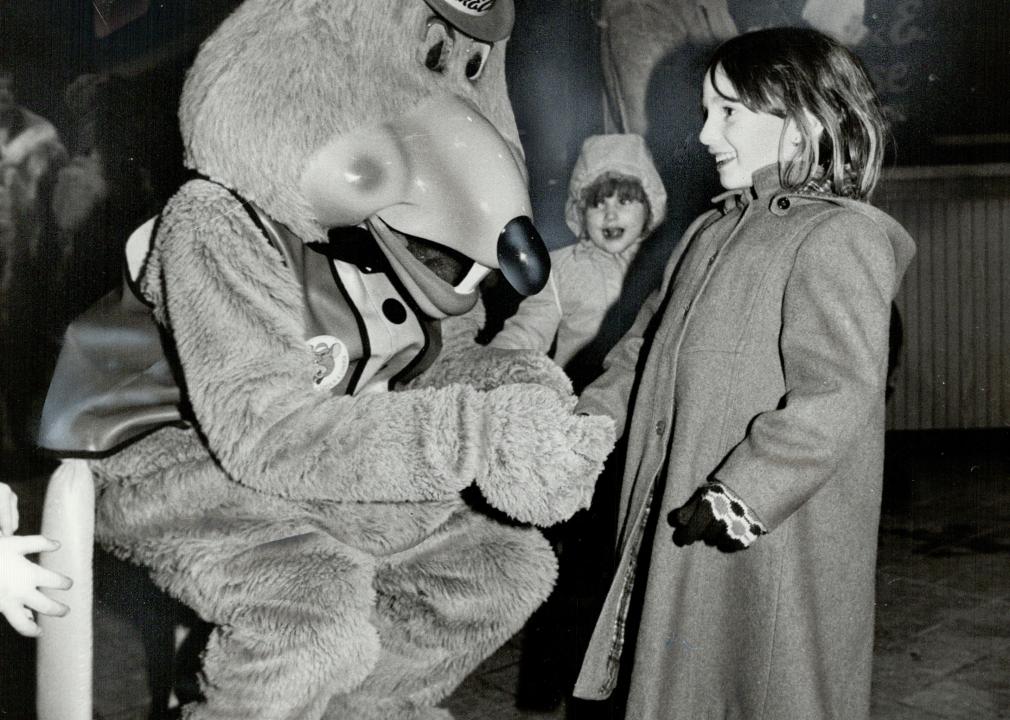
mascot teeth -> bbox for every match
[454,263,491,294]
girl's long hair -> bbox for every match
[706,27,886,199]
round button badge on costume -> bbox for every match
[307,335,350,391]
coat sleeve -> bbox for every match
[154,187,486,503]
[573,286,655,437]
[575,215,702,436]
[488,269,563,354]
[714,210,897,530]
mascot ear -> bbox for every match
[416,16,491,80]
[418,17,454,73]
[421,0,515,42]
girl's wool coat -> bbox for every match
[574,165,915,719]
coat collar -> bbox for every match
[711,163,783,213]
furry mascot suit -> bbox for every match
[72,1,615,718]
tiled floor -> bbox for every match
[1,429,1008,719]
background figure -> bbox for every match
[51,69,188,335]
[490,133,666,713]
[0,65,66,459]
[490,133,667,391]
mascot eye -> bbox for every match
[464,42,491,81]
[419,18,453,73]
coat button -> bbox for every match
[655,419,666,437]
[776,197,791,211]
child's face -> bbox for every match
[699,65,789,191]
[584,194,648,254]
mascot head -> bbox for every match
[180,0,547,318]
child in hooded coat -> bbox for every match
[490,133,666,385]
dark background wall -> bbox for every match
[4,1,1006,239]
[855,0,1009,167]
[507,0,603,249]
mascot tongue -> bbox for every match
[301,93,549,315]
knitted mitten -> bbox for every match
[667,482,767,552]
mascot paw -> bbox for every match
[488,348,574,400]
[412,346,574,402]
[478,383,615,526]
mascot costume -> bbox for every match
[38,1,615,718]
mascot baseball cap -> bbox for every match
[422,0,514,42]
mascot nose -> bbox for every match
[498,216,549,295]
[301,93,550,294]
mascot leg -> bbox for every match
[98,510,382,720]
[157,525,382,720]
[183,533,379,718]
[94,432,381,720]
[325,510,557,720]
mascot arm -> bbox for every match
[156,190,482,503]
[406,294,573,397]
[407,344,574,398]
[157,190,614,520]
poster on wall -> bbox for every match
[857,0,1002,166]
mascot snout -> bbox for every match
[300,93,549,308]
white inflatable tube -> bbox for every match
[37,458,94,720]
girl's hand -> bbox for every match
[667,483,767,552]
[0,535,72,637]
[0,483,18,536]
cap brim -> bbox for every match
[422,0,514,42]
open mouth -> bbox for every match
[713,151,736,168]
[402,232,491,295]
[601,227,626,241]
[403,233,470,287]
[368,217,491,304]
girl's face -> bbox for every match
[584,194,648,254]
[699,65,789,191]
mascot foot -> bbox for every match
[324,696,452,720]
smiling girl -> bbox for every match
[572,28,915,719]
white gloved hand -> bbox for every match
[0,535,72,637]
